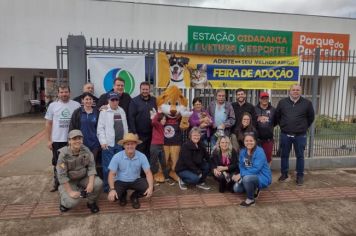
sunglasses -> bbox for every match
[110,98,119,101]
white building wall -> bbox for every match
[1,0,356,69]
[0,69,56,117]
[0,70,32,117]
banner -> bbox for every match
[87,54,145,97]
[188,25,292,56]
[292,32,349,60]
[156,51,299,90]
[188,25,349,60]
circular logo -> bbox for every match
[164,125,175,138]
[103,68,135,95]
[61,108,71,118]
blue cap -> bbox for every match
[107,92,119,100]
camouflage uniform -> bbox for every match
[56,145,102,208]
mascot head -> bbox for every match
[157,85,188,119]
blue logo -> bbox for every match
[103,68,135,95]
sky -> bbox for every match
[106,0,356,18]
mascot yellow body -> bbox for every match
[154,85,191,183]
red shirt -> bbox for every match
[151,113,164,145]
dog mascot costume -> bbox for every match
[153,85,192,182]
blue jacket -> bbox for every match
[239,146,272,188]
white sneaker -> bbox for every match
[196,182,211,190]
[178,178,187,190]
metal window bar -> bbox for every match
[56,37,356,157]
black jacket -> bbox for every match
[128,95,157,135]
[211,148,239,174]
[97,90,132,115]
[254,103,277,140]
[175,140,209,175]
[231,102,257,131]
[275,96,315,135]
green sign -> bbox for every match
[188,25,293,56]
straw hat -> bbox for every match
[117,133,142,145]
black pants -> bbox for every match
[91,147,103,179]
[214,173,234,193]
[52,142,67,187]
[136,134,152,161]
[114,178,148,200]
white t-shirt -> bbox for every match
[45,100,81,142]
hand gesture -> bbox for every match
[69,190,81,199]
[107,189,118,202]
[144,187,153,198]
[150,108,157,120]
[232,174,241,182]
[213,168,221,177]
[85,182,94,193]
[47,141,53,150]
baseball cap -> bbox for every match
[107,92,119,100]
[259,92,269,98]
[68,129,83,139]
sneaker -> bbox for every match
[87,202,100,213]
[165,178,176,186]
[240,199,255,207]
[59,204,70,213]
[278,174,289,182]
[296,176,304,186]
[196,182,211,190]
[254,188,260,199]
[50,184,59,192]
[178,178,187,190]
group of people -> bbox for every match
[45,79,315,213]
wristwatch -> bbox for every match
[109,188,115,192]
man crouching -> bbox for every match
[57,130,103,213]
[107,133,154,209]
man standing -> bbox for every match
[97,77,131,115]
[97,92,128,192]
[275,84,315,185]
[45,85,81,192]
[128,82,157,160]
[231,88,257,131]
[207,89,235,147]
[107,133,154,209]
[255,92,276,165]
[73,82,99,107]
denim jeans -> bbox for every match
[101,144,123,192]
[177,162,210,185]
[280,132,307,177]
[233,175,259,200]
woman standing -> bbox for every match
[69,92,101,164]
[232,133,272,207]
[189,97,213,147]
[211,136,239,193]
[231,112,258,151]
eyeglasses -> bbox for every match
[110,98,119,101]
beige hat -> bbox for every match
[68,129,83,139]
[118,133,143,145]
